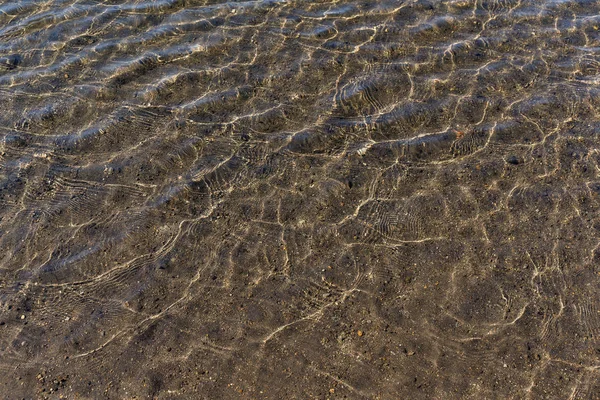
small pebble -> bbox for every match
[357,330,363,337]
[506,155,519,165]
[20,315,25,320]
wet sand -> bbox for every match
[1,0,600,398]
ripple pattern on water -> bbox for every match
[2,0,600,398]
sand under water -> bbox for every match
[1,0,600,398]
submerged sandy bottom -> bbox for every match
[1,0,600,398]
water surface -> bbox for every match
[2,0,600,398]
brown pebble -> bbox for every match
[357,330,363,337]
[329,388,335,394]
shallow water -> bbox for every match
[2,0,600,398]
